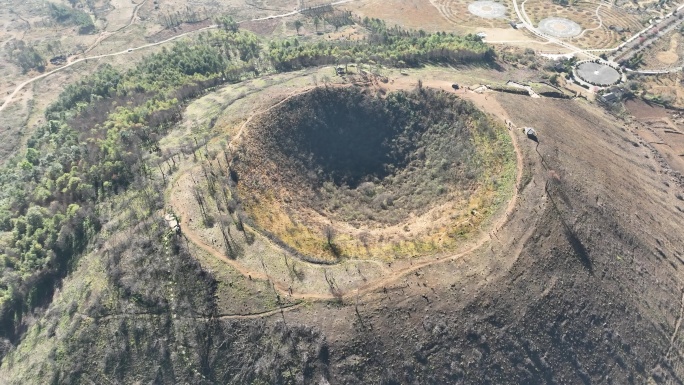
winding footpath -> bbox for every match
[83,0,150,55]
[513,0,601,61]
[574,4,604,39]
[494,0,684,74]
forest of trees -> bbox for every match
[4,40,46,73]
[48,3,95,34]
[159,7,211,28]
[268,17,494,71]
[0,18,494,346]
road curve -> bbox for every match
[0,23,220,114]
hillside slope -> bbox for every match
[1,88,683,384]
[293,93,684,384]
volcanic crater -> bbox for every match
[231,86,515,261]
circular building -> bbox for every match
[538,17,582,38]
[468,1,507,19]
[576,62,621,86]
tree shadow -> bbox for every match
[545,181,593,274]
[563,226,593,274]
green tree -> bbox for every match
[217,15,238,32]
[550,73,559,85]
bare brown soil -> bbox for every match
[626,98,684,179]
[637,73,684,109]
[656,35,680,65]
[279,91,684,384]
[642,30,683,69]
[163,67,684,383]
[240,18,282,35]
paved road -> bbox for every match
[512,0,601,61]
[611,3,684,73]
[512,0,684,75]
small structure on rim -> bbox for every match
[164,213,181,234]
[523,127,538,142]
[50,55,67,65]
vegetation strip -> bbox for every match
[0,18,493,342]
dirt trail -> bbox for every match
[75,302,305,322]
[0,23,219,114]
[228,86,317,151]
[215,302,305,319]
[0,1,355,114]
[665,289,684,362]
[169,82,527,308]
[82,0,150,55]
[574,4,605,39]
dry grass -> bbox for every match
[642,30,683,69]
[340,0,456,32]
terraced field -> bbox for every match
[524,0,599,28]
[598,5,645,35]
[524,0,648,49]
[429,0,514,28]
[576,5,646,48]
